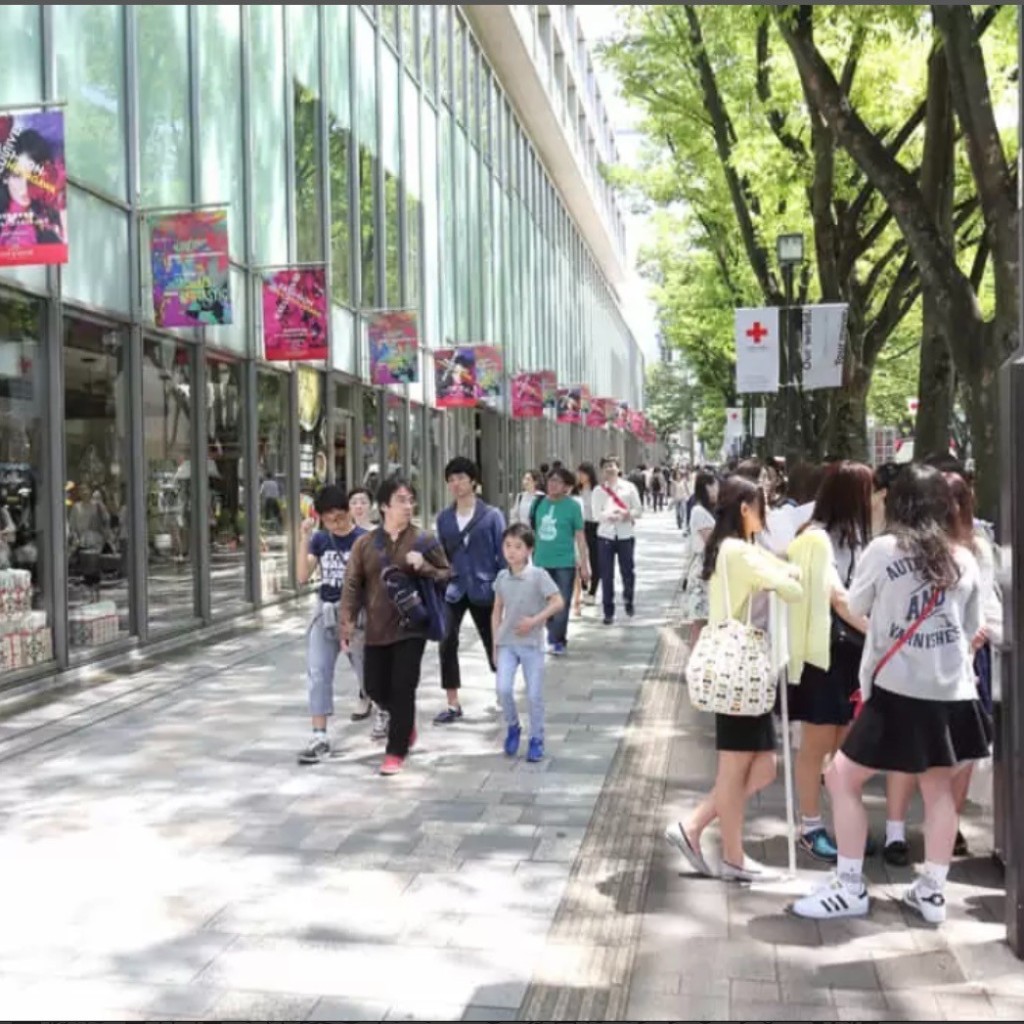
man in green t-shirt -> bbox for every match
[531,467,590,655]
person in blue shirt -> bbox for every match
[296,485,366,764]
[433,457,506,723]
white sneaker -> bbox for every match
[583,594,596,606]
[297,733,331,765]
[664,823,712,877]
[790,874,869,920]
[371,707,390,741]
[903,879,947,924]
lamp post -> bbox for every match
[776,232,805,459]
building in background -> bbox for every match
[0,4,645,688]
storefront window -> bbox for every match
[0,293,49,676]
[297,366,327,514]
[429,409,444,519]
[198,5,244,258]
[380,5,398,46]
[207,355,248,616]
[385,394,404,482]
[257,370,292,601]
[143,339,196,633]
[290,6,324,264]
[409,402,423,499]
[361,388,380,493]
[333,381,356,494]
[328,6,352,305]
[64,318,130,651]
[137,6,191,207]
[54,5,127,200]
[356,12,378,308]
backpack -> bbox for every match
[374,530,450,642]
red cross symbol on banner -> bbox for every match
[746,321,769,345]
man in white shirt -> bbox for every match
[591,455,644,625]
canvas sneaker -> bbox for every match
[791,874,870,920]
[379,755,404,776]
[371,708,390,741]
[903,879,947,925]
[504,723,522,757]
[799,828,839,864]
[297,734,331,765]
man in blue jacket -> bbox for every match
[433,457,506,724]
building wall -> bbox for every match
[0,4,646,689]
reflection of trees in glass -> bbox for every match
[400,7,416,64]
[329,118,352,304]
[438,7,450,100]
[385,171,401,306]
[359,146,377,307]
[420,7,435,95]
[406,196,421,307]
[294,81,324,263]
[380,6,398,44]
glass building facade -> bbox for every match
[0,5,645,687]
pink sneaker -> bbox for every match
[380,755,404,776]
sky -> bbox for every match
[577,5,662,368]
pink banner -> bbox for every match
[557,387,582,425]
[539,371,557,410]
[434,348,478,408]
[369,310,419,384]
[262,268,328,361]
[512,372,544,419]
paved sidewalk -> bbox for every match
[0,515,681,1021]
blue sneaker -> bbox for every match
[799,827,838,863]
[550,642,567,657]
[504,723,522,757]
[527,737,544,763]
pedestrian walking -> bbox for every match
[591,455,643,625]
[347,486,379,724]
[510,470,546,526]
[492,524,565,763]
[575,463,601,609]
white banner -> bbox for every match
[735,307,780,395]
[753,407,767,438]
[725,407,745,441]
[801,304,847,391]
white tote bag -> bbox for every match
[685,555,777,716]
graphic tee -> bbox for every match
[532,497,584,569]
[494,565,562,648]
[309,527,366,603]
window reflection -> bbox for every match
[361,388,380,493]
[298,366,327,515]
[257,370,292,601]
[334,381,356,495]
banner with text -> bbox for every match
[801,303,847,391]
[557,387,582,425]
[735,307,780,395]
[434,348,478,408]
[540,371,558,410]
[511,372,544,419]
[0,107,68,267]
[149,208,232,327]
[262,268,328,361]
[368,310,419,385]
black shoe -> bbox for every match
[603,616,614,626]
[625,605,635,618]
[953,830,969,857]
[884,840,910,867]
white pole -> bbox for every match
[779,665,798,877]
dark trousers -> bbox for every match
[544,566,577,645]
[364,637,427,757]
[439,595,496,691]
[599,537,636,619]
[583,521,600,598]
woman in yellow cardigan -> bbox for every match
[666,475,803,882]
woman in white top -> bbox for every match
[792,465,989,925]
[685,470,718,646]
[510,470,545,527]
[671,469,690,531]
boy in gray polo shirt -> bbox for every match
[491,524,565,762]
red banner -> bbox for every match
[262,268,328,361]
[512,372,544,419]
[539,371,557,410]
[434,347,478,408]
[557,387,582,425]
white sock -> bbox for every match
[801,816,824,835]
[885,820,906,846]
[313,728,327,738]
[837,855,864,893]
[921,862,949,891]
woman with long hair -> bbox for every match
[685,469,719,646]
[787,461,874,862]
[575,463,600,611]
[666,476,803,881]
[510,470,545,527]
[792,465,988,924]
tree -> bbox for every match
[775,3,1018,515]
[644,359,697,440]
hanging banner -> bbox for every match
[579,386,592,420]
[616,401,630,431]
[149,208,232,326]
[262,267,328,361]
[754,407,768,439]
[512,372,544,419]
[557,387,582,425]
[725,407,745,441]
[473,345,504,403]
[434,347,477,408]
[368,310,419,385]
[802,303,848,391]
[597,398,618,428]
[735,307,780,395]
[0,108,68,266]
[628,410,644,436]
[538,371,557,410]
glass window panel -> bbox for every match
[333,380,356,494]
[206,355,249,614]
[428,409,443,514]
[137,6,191,207]
[404,74,421,308]
[469,41,480,146]
[0,292,51,674]
[454,129,468,339]
[384,394,404,480]
[453,15,465,123]
[211,267,248,355]
[408,403,422,495]
[143,338,197,632]
[290,5,324,263]
[257,371,293,602]
[297,366,327,521]
[64,318,130,650]
[440,113,454,341]
[327,6,352,305]
[422,100,439,349]
[331,303,356,374]
[355,12,378,308]
[250,5,288,264]
[54,5,126,199]
[380,5,398,45]
[400,5,416,67]
[438,5,450,104]
[382,50,400,305]
[0,6,42,105]
[64,189,129,314]
[198,6,244,258]
[420,6,435,98]
[361,388,381,492]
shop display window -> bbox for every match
[257,369,293,602]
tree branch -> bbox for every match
[970,238,991,291]
[756,20,808,161]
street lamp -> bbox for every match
[776,232,805,459]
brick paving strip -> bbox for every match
[518,585,688,1021]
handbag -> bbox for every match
[685,552,777,717]
[831,549,865,650]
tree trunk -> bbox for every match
[827,360,870,461]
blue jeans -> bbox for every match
[543,566,576,646]
[496,644,546,741]
[598,537,636,620]
[307,600,365,717]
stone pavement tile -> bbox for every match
[882,989,944,1019]
[873,948,966,990]
[202,989,319,1021]
[307,996,390,1021]
[139,983,224,1018]
[461,1006,518,1021]
[672,936,777,983]
[384,1002,469,1021]
[729,978,781,1004]
[79,930,240,987]
[952,936,1024,991]
[444,914,552,951]
[990,995,1024,1020]
[831,987,889,1014]
[933,986,996,1019]
[625,991,730,1021]
[730,999,831,1021]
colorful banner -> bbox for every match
[473,345,504,402]
[148,209,232,326]
[434,347,477,408]
[615,401,630,431]
[368,310,419,385]
[539,371,558,410]
[0,108,68,267]
[579,386,592,419]
[262,267,328,361]
[595,397,617,428]
[511,372,544,419]
[557,387,582,425]
[628,410,645,436]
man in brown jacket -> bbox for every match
[341,476,450,776]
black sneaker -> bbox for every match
[297,734,331,765]
[953,830,969,857]
[603,616,614,626]
[884,840,910,867]
[433,706,463,725]
[625,605,635,618]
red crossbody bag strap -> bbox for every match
[871,588,943,683]
[601,484,628,512]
